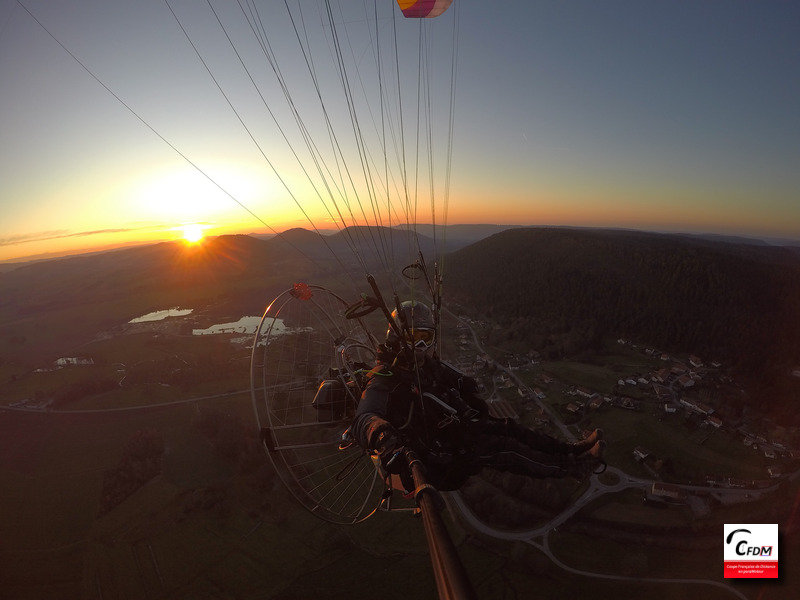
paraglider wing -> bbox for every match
[397,0,453,19]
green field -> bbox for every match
[0,400,431,599]
[0,401,573,599]
[1,291,796,599]
[5,378,788,600]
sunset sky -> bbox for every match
[1,0,798,263]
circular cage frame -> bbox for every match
[250,284,387,524]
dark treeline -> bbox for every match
[3,226,799,390]
[446,228,800,378]
[51,378,119,408]
[99,429,164,514]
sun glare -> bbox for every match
[182,224,204,243]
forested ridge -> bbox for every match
[3,226,798,389]
[446,228,800,379]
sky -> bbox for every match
[1,0,799,263]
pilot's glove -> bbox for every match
[374,427,404,473]
[373,427,415,492]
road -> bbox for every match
[4,314,781,598]
[1,388,250,414]
[446,457,750,599]
[446,312,753,599]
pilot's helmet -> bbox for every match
[386,300,435,350]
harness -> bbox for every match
[366,358,486,490]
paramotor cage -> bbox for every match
[250,284,387,524]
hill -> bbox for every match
[0,235,292,363]
[2,225,800,597]
[4,225,799,395]
[394,223,525,248]
[0,227,447,364]
[446,227,800,410]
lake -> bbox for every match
[128,309,290,342]
[128,308,193,323]
[193,316,264,336]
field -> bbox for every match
[0,397,437,599]
[1,288,798,598]
[485,336,785,484]
[2,397,602,600]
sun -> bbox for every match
[182,224,205,243]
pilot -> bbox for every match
[350,300,606,491]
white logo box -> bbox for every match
[724,524,779,579]
[724,524,778,561]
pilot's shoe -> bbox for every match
[567,440,607,480]
[571,428,604,454]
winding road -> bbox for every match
[446,311,753,599]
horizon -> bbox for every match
[2,221,799,268]
[2,2,798,265]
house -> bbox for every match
[530,406,551,424]
[487,399,518,420]
[689,355,704,368]
[664,403,677,414]
[633,446,650,460]
[649,482,686,501]
[654,386,672,400]
[694,401,713,415]
[653,368,670,383]
[55,357,94,366]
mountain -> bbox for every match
[0,227,440,362]
[0,235,293,362]
[0,226,444,321]
[4,226,799,381]
[446,227,800,379]
[394,223,525,249]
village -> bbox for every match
[6,305,799,518]
[446,315,800,502]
